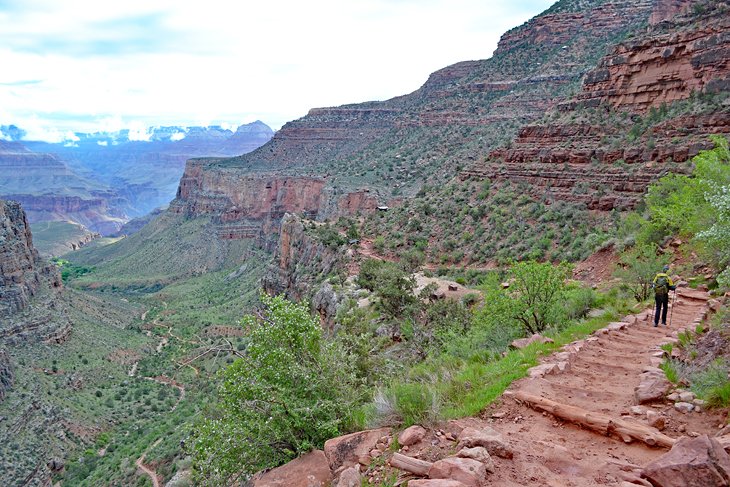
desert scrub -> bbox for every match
[191,295,366,484]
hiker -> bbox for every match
[652,265,676,327]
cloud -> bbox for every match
[127,121,152,141]
[170,132,186,141]
[0,0,556,132]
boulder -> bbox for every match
[253,450,332,487]
[408,480,468,487]
[335,466,361,487]
[398,425,428,447]
[642,435,730,487]
[646,410,666,430]
[678,391,695,402]
[457,426,513,459]
[635,368,672,404]
[324,427,390,471]
[511,334,554,349]
[674,402,695,413]
[457,446,495,472]
[428,457,487,487]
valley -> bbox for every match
[1,0,730,486]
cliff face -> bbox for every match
[465,4,730,210]
[577,10,730,111]
[0,200,46,316]
[0,348,13,402]
[262,214,348,305]
[171,160,327,240]
[0,200,67,344]
[165,0,670,235]
[0,143,126,234]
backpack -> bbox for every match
[654,275,669,296]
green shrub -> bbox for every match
[690,359,730,407]
[375,382,440,428]
[614,243,669,302]
[192,295,364,484]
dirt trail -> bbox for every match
[453,288,724,486]
[136,438,162,487]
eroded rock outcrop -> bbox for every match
[0,348,13,402]
[464,4,730,211]
[262,214,348,305]
[0,200,67,344]
[1,200,46,315]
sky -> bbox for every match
[0,0,555,142]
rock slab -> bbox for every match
[253,450,332,487]
[642,435,730,487]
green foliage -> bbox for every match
[660,359,680,384]
[628,136,730,287]
[357,259,417,318]
[509,261,572,334]
[690,359,730,407]
[192,295,363,483]
[375,383,441,428]
[613,243,669,302]
[313,223,347,249]
[52,258,95,282]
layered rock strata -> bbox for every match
[0,348,13,402]
[0,200,46,315]
[465,5,730,210]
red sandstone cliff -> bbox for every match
[465,3,730,210]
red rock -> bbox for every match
[510,334,554,349]
[253,450,332,487]
[324,427,390,471]
[408,480,468,487]
[642,435,730,487]
[635,368,672,404]
[428,457,487,487]
[335,466,361,487]
[457,426,513,459]
[457,447,495,473]
[398,425,428,447]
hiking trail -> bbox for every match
[464,287,723,486]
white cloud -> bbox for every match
[97,140,108,146]
[170,132,186,141]
[127,121,152,141]
[0,1,555,133]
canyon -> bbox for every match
[0,122,274,236]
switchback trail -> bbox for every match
[136,438,162,487]
[453,288,724,486]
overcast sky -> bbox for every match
[0,0,555,142]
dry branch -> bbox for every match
[507,391,676,448]
[389,452,433,476]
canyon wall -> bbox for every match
[0,200,47,316]
[0,200,67,345]
[465,4,730,210]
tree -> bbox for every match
[509,261,571,334]
[192,295,362,484]
[357,259,417,318]
[614,243,669,302]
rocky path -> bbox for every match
[251,288,729,487]
[136,438,162,487]
[468,288,724,486]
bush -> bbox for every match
[192,295,364,484]
[374,382,440,427]
[614,243,669,302]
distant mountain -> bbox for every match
[0,140,126,234]
[0,121,274,234]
